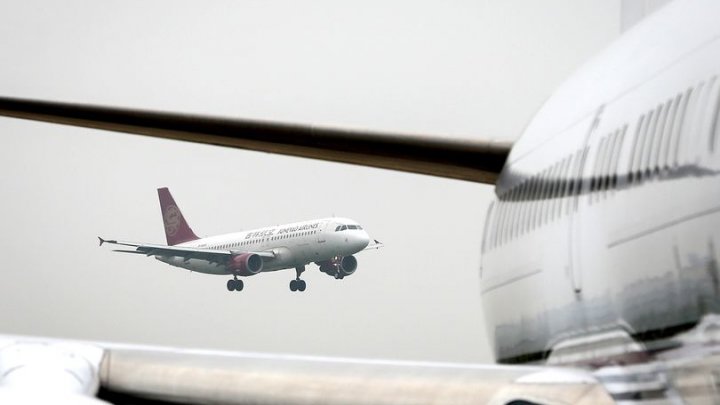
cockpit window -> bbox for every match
[335,224,363,231]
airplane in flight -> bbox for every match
[0,0,719,403]
[99,187,380,292]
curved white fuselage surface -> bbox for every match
[481,0,720,364]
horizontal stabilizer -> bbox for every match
[364,240,384,251]
[111,249,146,254]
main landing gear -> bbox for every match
[289,266,307,292]
[227,275,244,292]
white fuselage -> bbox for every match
[157,217,370,275]
[480,0,720,364]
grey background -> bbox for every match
[0,0,624,363]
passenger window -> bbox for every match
[520,179,532,236]
[679,82,705,166]
[611,126,627,189]
[509,184,520,239]
[640,105,661,180]
[599,133,612,194]
[530,172,543,229]
[519,182,528,234]
[550,162,561,221]
[551,160,562,220]
[561,155,571,199]
[497,194,509,245]
[498,197,508,247]
[555,159,567,218]
[503,192,512,243]
[503,187,513,241]
[543,163,556,223]
[628,114,646,183]
[651,100,672,175]
[659,96,680,171]
[542,167,553,226]
[602,130,617,194]
[591,136,607,195]
[563,153,573,212]
[575,147,589,212]
[709,80,720,153]
[671,88,693,167]
[696,78,718,156]
[520,178,533,235]
[511,186,521,239]
[534,169,547,229]
[555,160,564,216]
[490,200,500,249]
[560,153,573,208]
[481,201,496,254]
[506,188,516,240]
[488,200,500,250]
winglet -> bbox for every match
[98,236,105,246]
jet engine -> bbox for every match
[228,253,263,276]
[318,256,357,278]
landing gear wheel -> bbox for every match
[289,279,298,291]
[227,279,244,291]
[298,280,307,291]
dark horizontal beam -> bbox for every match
[0,96,511,184]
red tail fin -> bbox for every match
[157,188,199,245]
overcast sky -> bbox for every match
[0,0,619,363]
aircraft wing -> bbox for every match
[98,237,275,261]
[0,334,613,405]
[99,344,614,405]
[0,96,511,184]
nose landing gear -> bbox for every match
[289,266,307,292]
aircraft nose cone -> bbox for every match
[345,231,369,252]
[356,231,370,250]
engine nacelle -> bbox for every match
[228,253,263,276]
[338,255,357,276]
[318,256,357,278]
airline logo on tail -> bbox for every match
[163,205,182,237]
